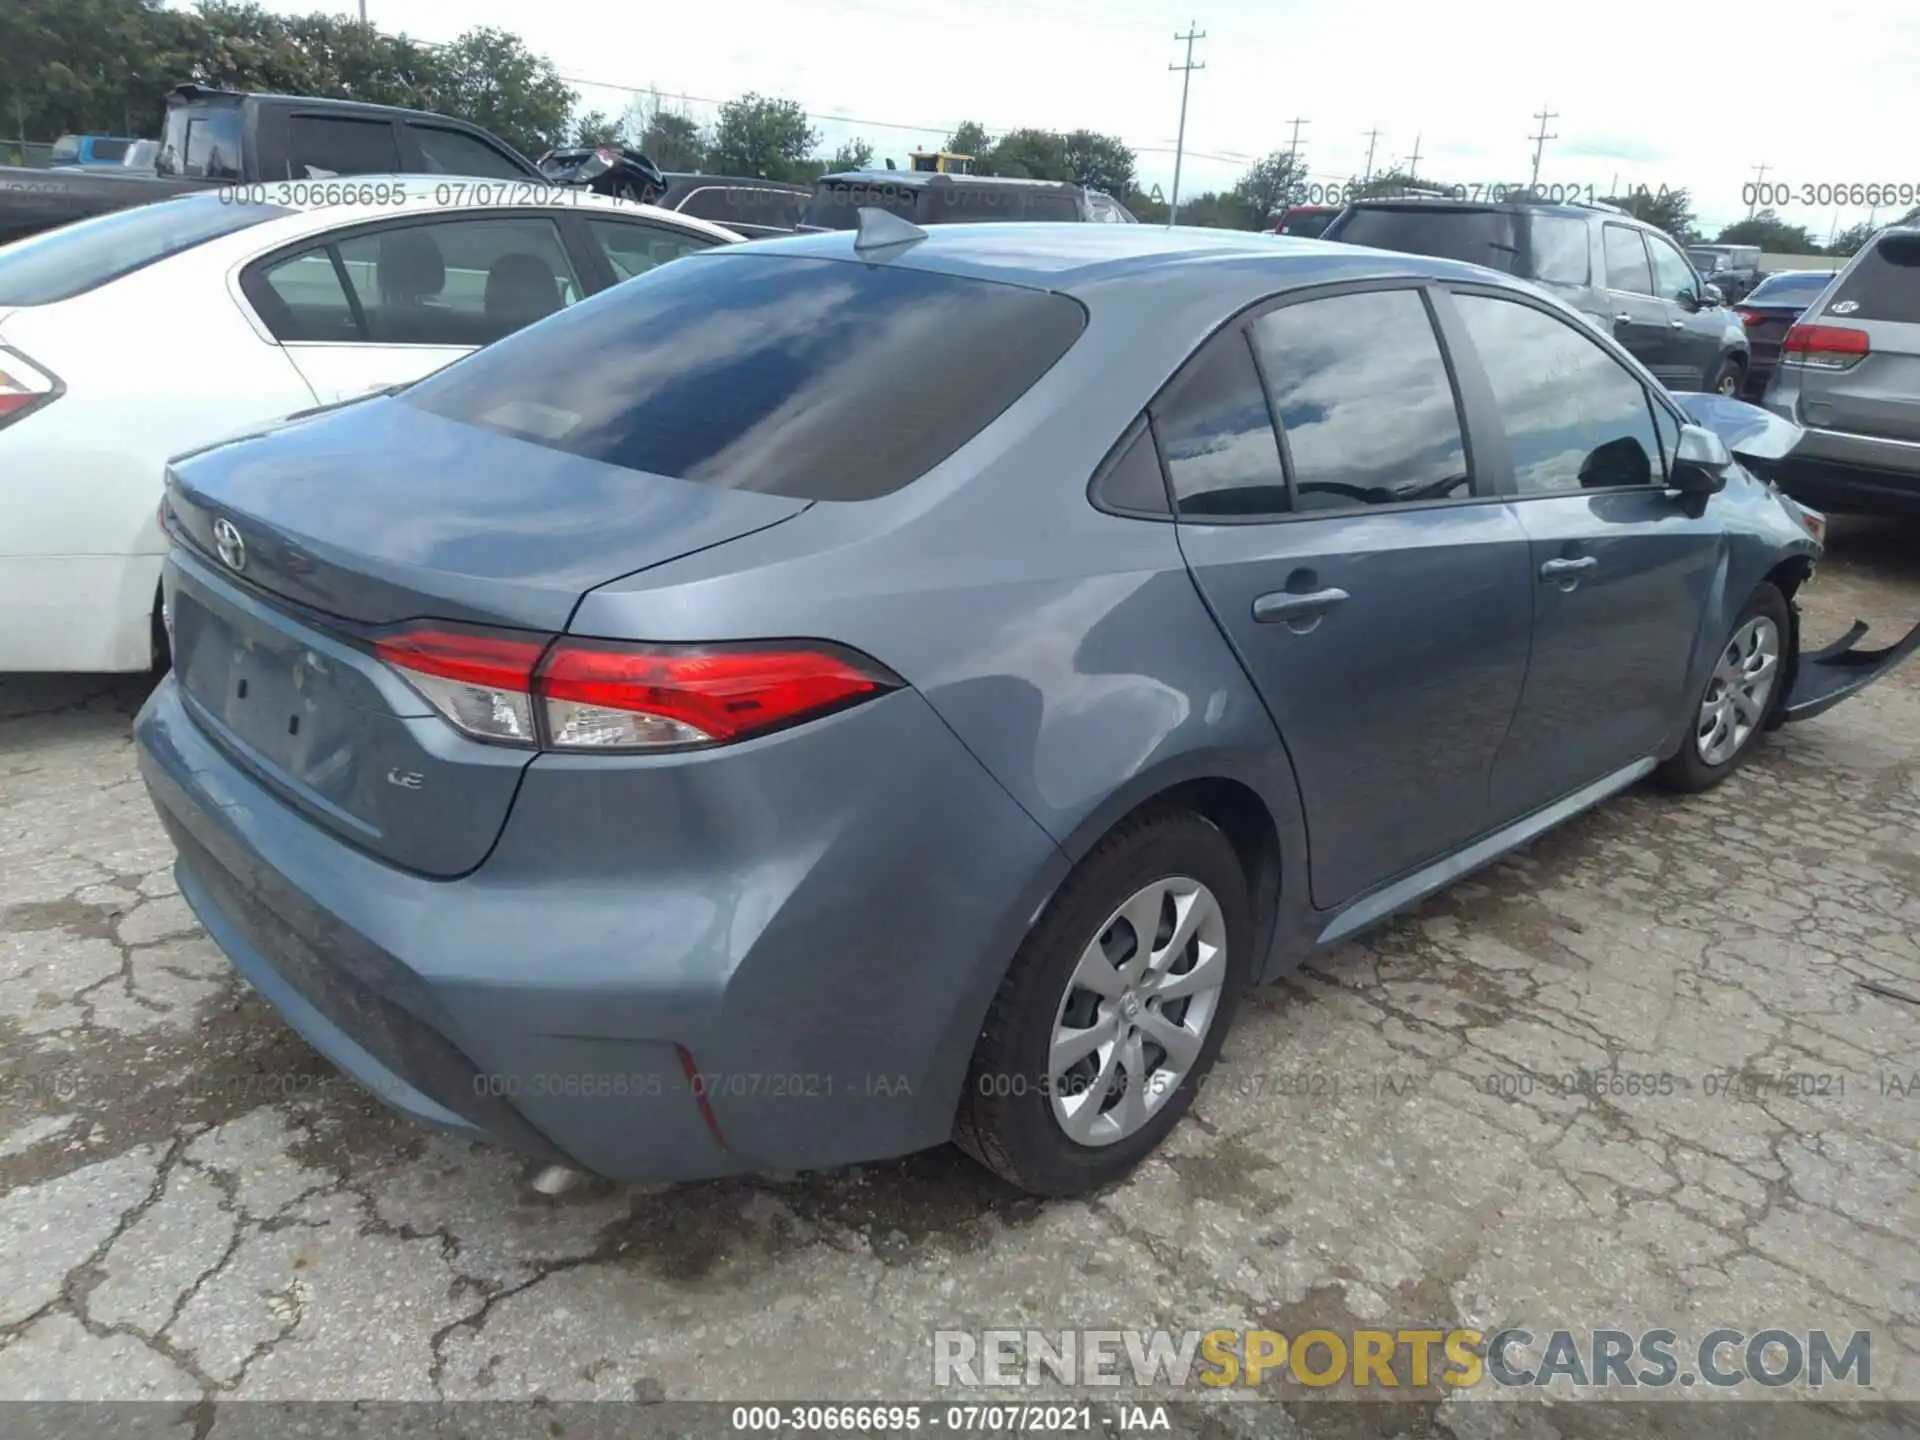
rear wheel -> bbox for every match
[1708,357,1744,397]
[954,808,1252,1196]
[1656,583,1789,792]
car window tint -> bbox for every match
[254,249,360,342]
[1092,420,1171,515]
[1151,331,1288,518]
[1746,272,1834,304]
[90,139,131,162]
[403,254,1086,501]
[182,111,243,180]
[1603,224,1655,295]
[0,195,290,305]
[1825,233,1920,323]
[586,219,714,282]
[1251,289,1470,510]
[1646,235,1698,302]
[1455,293,1661,494]
[1323,207,1520,272]
[411,126,527,180]
[287,116,401,178]
[333,216,581,347]
[1528,215,1590,286]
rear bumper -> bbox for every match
[137,674,1067,1181]
[1757,414,1920,516]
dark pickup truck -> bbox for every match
[1,85,548,247]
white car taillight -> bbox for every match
[374,625,898,752]
[0,346,60,431]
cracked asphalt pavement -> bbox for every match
[1,520,1917,1423]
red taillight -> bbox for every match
[537,640,896,749]
[1781,322,1868,370]
[374,625,897,751]
[0,346,60,430]
[1734,307,1761,326]
[375,626,546,746]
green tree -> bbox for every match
[1064,129,1135,196]
[1602,186,1697,242]
[1827,220,1878,257]
[978,127,1069,181]
[1172,190,1258,229]
[1349,164,1436,200]
[944,120,991,162]
[426,26,573,157]
[707,93,817,181]
[1231,150,1303,226]
[828,136,874,171]
[637,109,706,171]
[1716,208,1818,253]
[570,108,625,148]
[0,0,200,140]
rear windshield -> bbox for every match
[404,254,1087,501]
[1825,234,1920,323]
[0,195,292,306]
[1323,206,1519,272]
[801,180,1082,230]
[1745,272,1835,304]
[1278,209,1334,237]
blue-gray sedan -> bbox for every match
[136,220,1919,1196]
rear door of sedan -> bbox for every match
[1434,284,1722,818]
[1167,281,1536,911]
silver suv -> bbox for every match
[1762,226,1920,516]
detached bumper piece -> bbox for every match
[1782,617,1920,723]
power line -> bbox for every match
[1527,106,1558,188]
[1167,23,1206,226]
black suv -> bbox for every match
[798,170,1136,230]
[1325,197,1749,395]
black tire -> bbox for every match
[1656,582,1791,793]
[150,588,171,673]
[1707,356,1745,398]
[953,807,1253,1196]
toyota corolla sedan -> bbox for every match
[136,220,1920,1197]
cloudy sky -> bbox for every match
[311,0,1912,237]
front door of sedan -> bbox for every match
[1165,285,1535,910]
[1440,288,1723,819]
[240,213,590,404]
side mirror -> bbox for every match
[1670,424,1731,494]
[1701,282,1724,305]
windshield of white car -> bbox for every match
[0,196,293,306]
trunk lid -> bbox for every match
[164,396,809,632]
[1801,232,1920,443]
[163,397,809,876]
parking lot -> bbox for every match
[1,521,1917,1416]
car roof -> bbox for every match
[662,173,808,192]
[725,221,1513,299]
[816,170,1081,192]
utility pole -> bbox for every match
[1361,126,1382,184]
[1527,107,1558,189]
[1167,23,1206,227]
[1405,133,1422,182]
[1284,116,1309,168]
[358,0,367,20]
[1747,161,1769,217]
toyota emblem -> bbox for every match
[212,517,247,572]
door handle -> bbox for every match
[1539,556,1597,581]
[1614,313,1632,324]
[1253,587,1349,624]
[1670,319,1686,329]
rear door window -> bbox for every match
[252,249,359,341]
[1824,233,1920,323]
[1603,224,1655,295]
[1250,288,1471,510]
[287,116,402,178]
[178,110,243,179]
[1151,331,1288,518]
[403,254,1087,500]
[585,218,715,282]
[0,195,290,305]
[333,216,581,346]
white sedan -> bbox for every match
[0,180,737,672]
